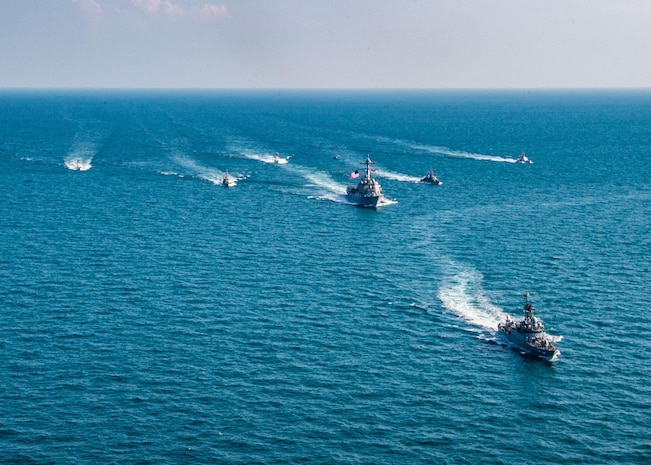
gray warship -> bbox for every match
[346,155,386,208]
[497,292,560,361]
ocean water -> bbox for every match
[1,89,650,464]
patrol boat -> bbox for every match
[346,155,386,208]
[420,168,442,185]
[497,292,560,361]
[516,152,533,164]
[222,171,236,187]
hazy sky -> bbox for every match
[1,0,650,88]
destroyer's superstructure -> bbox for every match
[346,155,386,208]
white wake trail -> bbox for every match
[374,169,421,183]
[411,143,517,163]
[282,164,353,204]
[437,264,507,331]
[241,151,290,164]
[64,141,95,171]
[372,134,518,163]
[300,169,348,194]
[171,153,235,185]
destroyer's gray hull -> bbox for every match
[346,190,382,208]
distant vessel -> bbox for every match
[420,168,442,185]
[271,152,291,164]
[222,171,236,187]
[65,158,90,171]
[516,152,533,164]
[497,292,559,361]
[346,155,386,208]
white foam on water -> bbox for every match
[171,153,234,185]
[241,151,290,164]
[285,164,359,205]
[299,168,347,194]
[377,197,398,207]
[437,263,507,331]
[226,138,292,164]
[64,141,95,171]
[374,169,421,183]
[309,193,350,204]
[374,135,517,163]
[411,143,517,163]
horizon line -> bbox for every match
[1,86,651,92]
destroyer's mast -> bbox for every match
[364,155,373,179]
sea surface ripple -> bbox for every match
[1,90,650,464]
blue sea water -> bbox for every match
[1,89,650,464]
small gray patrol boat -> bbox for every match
[420,168,442,185]
[222,171,236,187]
[497,292,560,361]
[346,155,386,208]
[516,152,533,164]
